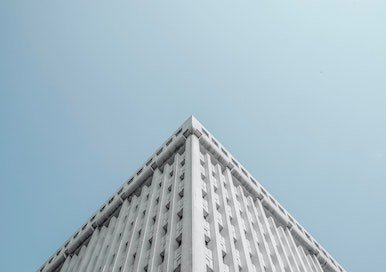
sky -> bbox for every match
[1,0,385,271]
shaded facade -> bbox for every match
[39,117,345,272]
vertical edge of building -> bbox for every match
[38,116,346,272]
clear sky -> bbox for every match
[1,0,385,271]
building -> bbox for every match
[39,116,346,272]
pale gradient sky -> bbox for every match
[1,1,386,271]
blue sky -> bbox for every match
[1,0,385,271]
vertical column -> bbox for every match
[266,217,294,272]
[77,229,101,271]
[297,246,315,271]
[66,255,78,272]
[101,200,130,272]
[237,187,265,271]
[71,246,86,271]
[132,169,164,271]
[311,255,324,272]
[121,185,151,271]
[164,158,184,272]
[277,227,301,272]
[85,226,108,272]
[111,195,140,272]
[182,134,205,272]
[148,167,169,271]
[255,199,286,272]
[216,164,239,272]
[205,154,224,272]
[93,217,118,271]
[59,255,71,272]
[224,169,254,272]
[284,228,308,272]
[248,196,277,272]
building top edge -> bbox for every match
[189,117,346,272]
[39,116,194,272]
[39,115,346,272]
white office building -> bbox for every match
[39,116,345,272]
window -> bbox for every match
[166,138,173,146]
[211,138,219,147]
[177,208,183,218]
[174,263,181,272]
[203,212,208,220]
[179,188,184,198]
[218,223,223,232]
[261,188,267,196]
[178,211,183,221]
[176,233,182,247]
[202,188,207,198]
[175,128,182,136]
[146,158,153,166]
[231,158,238,167]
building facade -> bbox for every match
[39,117,345,272]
